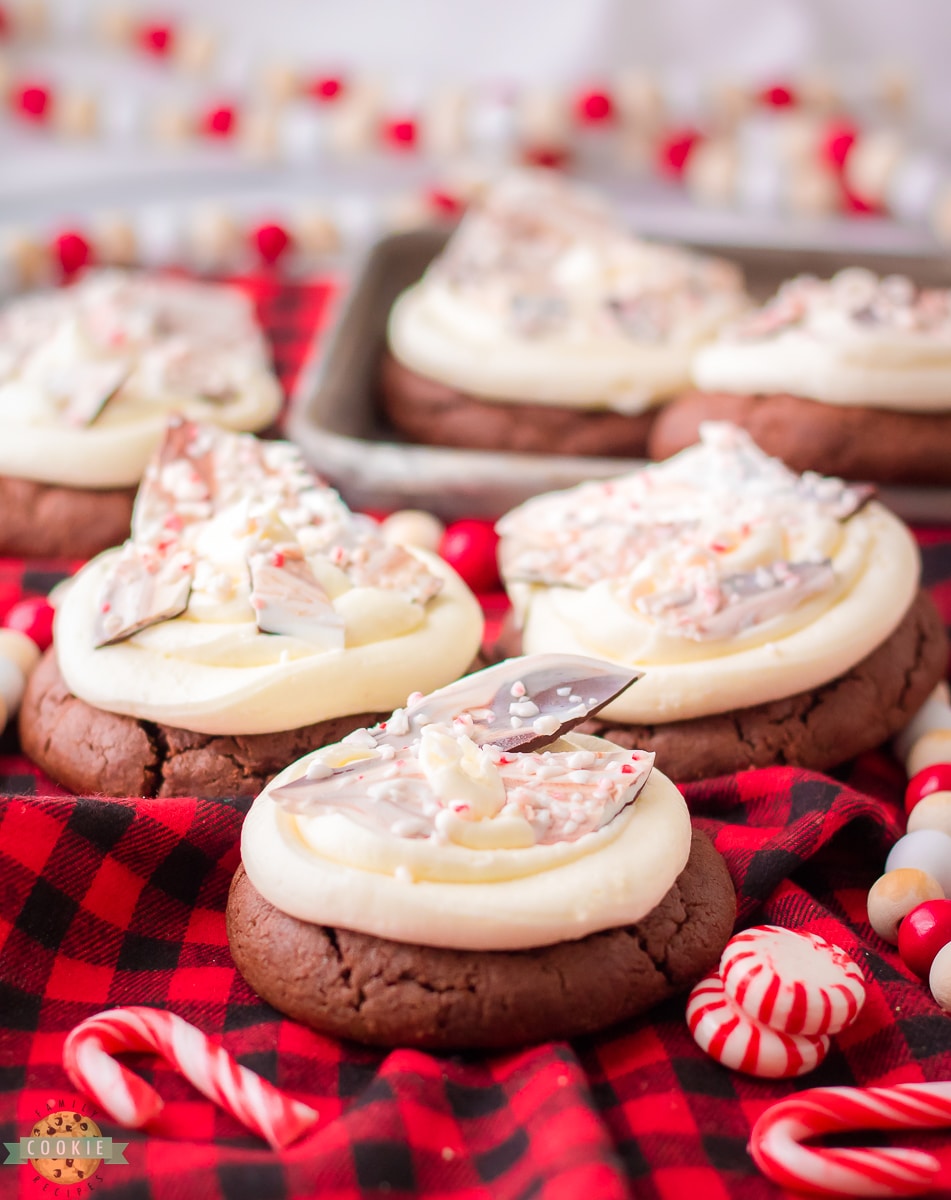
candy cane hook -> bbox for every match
[750,1082,951,1197]
[63,1007,319,1151]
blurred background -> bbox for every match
[2,0,951,283]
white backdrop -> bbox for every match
[2,0,951,251]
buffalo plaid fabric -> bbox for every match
[1,277,951,1199]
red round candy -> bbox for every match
[139,23,174,56]
[905,764,951,815]
[252,222,291,266]
[203,105,236,137]
[53,231,92,277]
[822,121,857,171]
[898,899,951,978]
[16,84,51,122]
[657,129,701,178]
[3,597,54,651]
[760,84,797,108]
[385,118,417,148]
[576,89,614,124]
[439,521,500,594]
[308,76,344,102]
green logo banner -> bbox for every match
[3,1136,128,1165]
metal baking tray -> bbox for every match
[287,228,951,523]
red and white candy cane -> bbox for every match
[750,1081,951,1197]
[63,1007,319,1151]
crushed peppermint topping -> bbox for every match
[497,423,872,643]
[272,654,649,848]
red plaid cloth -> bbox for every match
[2,278,951,1199]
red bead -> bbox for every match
[906,764,951,815]
[657,129,701,178]
[139,23,174,56]
[760,84,797,108]
[15,84,51,122]
[203,105,236,138]
[897,899,951,978]
[576,89,615,124]
[427,189,463,218]
[438,520,501,594]
[252,222,291,266]
[822,121,857,171]
[53,231,92,277]
[522,145,570,170]
[308,76,344,102]
[385,118,417,148]
[3,597,54,651]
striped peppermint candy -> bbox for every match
[63,1007,319,1150]
[686,971,830,1078]
[720,925,866,1036]
[750,1081,951,1197]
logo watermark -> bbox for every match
[3,1098,129,1196]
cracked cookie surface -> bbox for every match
[648,390,951,484]
[379,350,656,457]
[0,474,135,558]
[493,591,947,782]
[18,650,388,799]
[226,828,735,1049]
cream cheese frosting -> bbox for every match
[0,271,282,488]
[241,655,693,950]
[388,170,749,411]
[693,268,951,411]
[55,419,484,734]
[497,423,920,724]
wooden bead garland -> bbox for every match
[868,684,951,1010]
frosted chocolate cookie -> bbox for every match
[19,418,483,798]
[496,424,947,781]
[0,271,282,556]
[649,269,951,483]
[381,170,748,457]
[227,656,736,1048]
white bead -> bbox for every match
[885,829,951,896]
[908,792,951,837]
[467,89,518,154]
[0,657,25,717]
[907,729,951,778]
[736,155,783,214]
[278,105,327,164]
[331,195,381,251]
[100,93,146,141]
[867,868,944,944]
[47,0,87,37]
[517,88,570,146]
[134,209,185,269]
[928,941,951,1010]
[886,151,945,224]
[895,691,951,763]
[380,510,445,554]
[0,629,40,676]
[684,140,737,207]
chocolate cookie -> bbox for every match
[18,650,389,799]
[496,591,948,782]
[227,827,736,1049]
[647,390,951,485]
[379,350,656,458]
[0,474,135,558]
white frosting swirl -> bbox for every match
[498,424,920,723]
[693,269,951,410]
[0,271,282,487]
[242,730,692,950]
[389,170,748,411]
